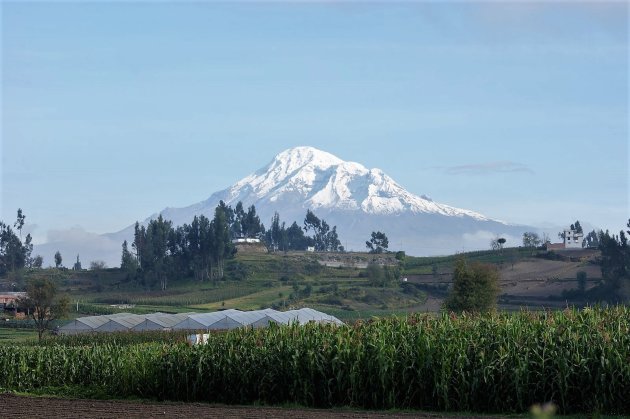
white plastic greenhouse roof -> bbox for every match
[59,308,344,334]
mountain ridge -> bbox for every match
[155,146,496,226]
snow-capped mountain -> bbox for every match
[37,146,529,266]
[122,146,525,254]
[225,146,491,219]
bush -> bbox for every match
[303,260,323,275]
[226,262,250,281]
[444,258,499,313]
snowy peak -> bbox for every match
[223,146,491,221]
[271,146,343,172]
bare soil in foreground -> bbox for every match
[0,393,504,418]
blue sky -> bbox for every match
[2,1,628,245]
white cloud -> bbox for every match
[446,161,534,176]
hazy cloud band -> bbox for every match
[446,161,534,176]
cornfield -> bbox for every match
[38,330,191,347]
[1,307,629,414]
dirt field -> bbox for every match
[0,394,500,418]
[498,258,601,298]
[406,254,603,311]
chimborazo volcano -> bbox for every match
[36,146,529,266]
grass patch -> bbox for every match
[193,286,293,310]
[0,327,38,344]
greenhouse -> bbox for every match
[59,308,343,335]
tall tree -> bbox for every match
[0,222,27,273]
[268,212,282,251]
[132,222,145,267]
[212,205,233,280]
[232,201,246,238]
[0,209,34,274]
[18,278,69,341]
[72,254,82,271]
[522,232,541,248]
[286,221,310,251]
[14,208,26,239]
[31,255,43,269]
[126,205,239,287]
[120,240,137,272]
[145,215,172,291]
[366,231,389,254]
[303,210,341,252]
[326,226,341,252]
[304,209,321,236]
[583,230,601,248]
[490,237,507,251]
[559,220,583,240]
[242,205,263,238]
[23,234,33,267]
[598,229,629,290]
[198,214,215,281]
[186,215,214,281]
[54,251,63,268]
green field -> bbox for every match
[0,246,593,340]
[2,249,628,414]
[0,327,38,343]
[2,250,448,321]
[2,307,629,415]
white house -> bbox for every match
[231,237,261,244]
[563,229,583,249]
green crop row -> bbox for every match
[91,284,261,307]
[1,307,629,414]
[36,330,191,347]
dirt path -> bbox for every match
[0,393,501,418]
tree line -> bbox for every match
[121,202,344,289]
[596,220,630,299]
[266,209,342,252]
[123,201,243,290]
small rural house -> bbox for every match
[231,237,261,244]
[563,229,583,249]
[0,292,26,309]
[545,227,584,251]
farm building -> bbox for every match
[545,227,585,251]
[59,308,343,335]
[0,292,27,309]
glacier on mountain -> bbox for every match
[219,146,490,220]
